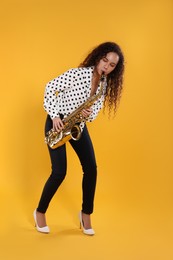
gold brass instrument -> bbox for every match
[45,74,106,149]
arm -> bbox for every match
[43,68,77,120]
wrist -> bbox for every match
[51,114,60,120]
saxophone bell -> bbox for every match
[45,124,82,149]
[70,124,82,140]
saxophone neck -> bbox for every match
[100,73,106,84]
[101,73,105,81]
[100,73,106,88]
[94,73,106,100]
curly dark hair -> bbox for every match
[79,42,125,115]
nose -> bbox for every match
[104,63,109,69]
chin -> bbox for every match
[100,71,105,75]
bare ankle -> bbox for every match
[36,211,47,228]
[82,212,92,229]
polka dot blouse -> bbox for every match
[44,66,107,131]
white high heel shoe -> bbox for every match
[33,209,50,234]
[79,211,95,236]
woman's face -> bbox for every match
[96,52,119,76]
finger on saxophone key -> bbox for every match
[81,108,93,118]
[53,117,64,132]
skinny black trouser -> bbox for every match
[37,115,97,214]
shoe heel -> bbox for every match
[33,209,50,234]
[78,211,95,236]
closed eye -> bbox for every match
[102,57,116,67]
[102,57,108,62]
[110,63,116,68]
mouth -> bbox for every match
[102,71,107,76]
[101,70,106,75]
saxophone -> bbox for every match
[45,74,106,149]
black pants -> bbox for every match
[37,115,97,215]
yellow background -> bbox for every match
[0,0,172,259]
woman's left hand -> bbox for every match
[81,108,93,118]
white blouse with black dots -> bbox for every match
[44,66,107,131]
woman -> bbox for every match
[33,42,125,235]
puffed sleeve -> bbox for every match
[43,68,77,119]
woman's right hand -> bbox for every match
[52,117,64,132]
